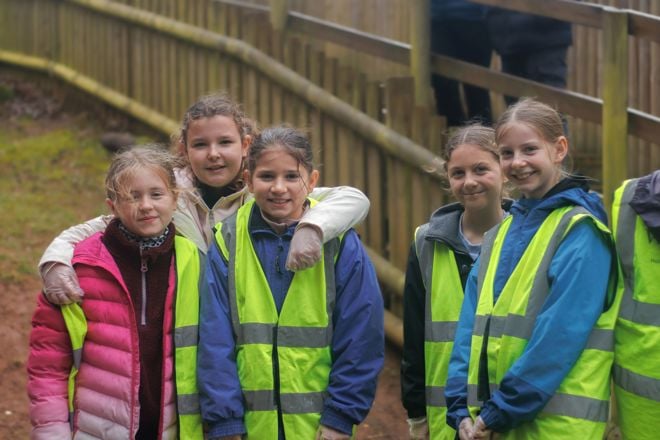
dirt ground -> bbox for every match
[0,70,409,439]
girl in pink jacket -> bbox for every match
[28,146,202,439]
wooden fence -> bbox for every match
[1,0,659,346]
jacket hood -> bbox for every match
[511,177,609,224]
[630,170,660,240]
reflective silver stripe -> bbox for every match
[72,348,82,370]
[280,391,326,414]
[543,392,609,422]
[619,297,660,326]
[467,383,497,407]
[177,393,200,415]
[279,326,331,348]
[476,224,502,301]
[425,321,457,342]
[244,390,276,411]
[237,322,274,345]
[613,364,660,402]
[426,385,447,407]
[174,325,198,348]
[473,314,535,340]
[585,328,613,351]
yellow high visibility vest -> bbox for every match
[414,224,463,440]
[612,178,660,440]
[467,206,620,439]
[214,199,347,439]
[61,234,204,439]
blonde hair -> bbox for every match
[105,145,178,202]
[494,98,565,145]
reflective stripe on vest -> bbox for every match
[612,179,660,440]
[467,206,619,439]
[215,199,340,440]
[414,224,462,439]
[173,235,204,439]
[61,235,204,439]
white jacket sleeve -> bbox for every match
[304,186,370,243]
[38,215,112,269]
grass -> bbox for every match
[0,115,118,284]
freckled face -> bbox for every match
[447,143,505,212]
[498,122,567,199]
[184,115,250,188]
[247,146,319,223]
[106,169,177,238]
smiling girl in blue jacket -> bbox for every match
[198,126,384,440]
[445,98,620,439]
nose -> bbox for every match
[271,176,286,193]
[138,195,154,211]
[208,143,221,159]
[511,151,526,168]
[464,172,477,187]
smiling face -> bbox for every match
[247,145,319,223]
[447,143,505,212]
[498,122,567,199]
[106,167,177,238]
[184,115,250,188]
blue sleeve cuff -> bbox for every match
[207,417,246,438]
[479,401,506,432]
[320,406,354,435]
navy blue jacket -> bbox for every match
[487,9,572,55]
[198,205,385,438]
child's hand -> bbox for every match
[316,425,350,440]
[407,416,429,439]
[41,263,85,304]
[472,416,492,439]
[286,225,322,271]
[458,417,474,440]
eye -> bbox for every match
[191,140,207,149]
[257,172,274,181]
[450,170,464,178]
[499,148,513,159]
[219,138,234,146]
[285,172,301,181]
[151,191,165,199]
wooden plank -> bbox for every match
[364,81,385,261]
[602,8,629,213]
[321,57,339,186]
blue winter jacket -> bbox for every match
[445,179,616,432]
[198,205,385,438]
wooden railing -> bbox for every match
[1,0,658,347]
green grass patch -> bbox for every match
[0,120,115,284]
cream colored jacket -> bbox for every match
[39,167,370,268]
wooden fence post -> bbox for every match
[602,7,628,215]
[270,0,288,32]
[410,0,431,107]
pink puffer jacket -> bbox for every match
[27,233,178,439]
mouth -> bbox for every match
[139,216,158,222]
[512,170,534,181]
[268,198,290,206]
[463,190,485,197]
[206,164,226,172]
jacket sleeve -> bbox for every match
[320,230,385,434]
[27,294,74,439]
[479,220,614,432]
[445,261,479,429]
[301,187,370,243]
[401,242,427,418]
[197,241,247,438]
[37,216,112,270]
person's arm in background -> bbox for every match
[38,216,112,304]
[445,261,479,433]
[27,294,74,439]
[477,221,614,432]
[197,240,246,439]
[319,231,384,435]
[286,187,370,271]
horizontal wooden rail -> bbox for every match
[0,50,180,135]
[66,0,445,181]
[213,0,660,144]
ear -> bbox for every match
[177,136,187,159]
[106,198,117,215]
[553,136,568,164]
[244,169,253,193]
[307,169,320,193]
[241,134,252,158]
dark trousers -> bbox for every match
[431,18,493,127]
